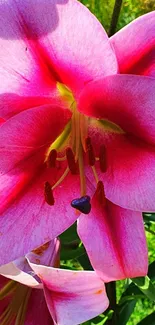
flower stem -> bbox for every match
[105,281,117,324]
[109,0,123,36]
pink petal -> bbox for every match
[78,199,148,282]
[27,260,109,325]
[0,260,40,287]
[0,0,117,111]
[0,105,79,266]
[0,239,59,286]
[0,169,80,266]
[25,289,53,325]
[26,239,60,268]
[0,104,70,212]
[110,12,155,76]
[100,134,155,212]
[78,74,155,145]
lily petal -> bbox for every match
[110,11,155,76]
[0,104,70,214]
[27,259,109,325]
[78,199,148,282]
[102,134,155,212]
[0,0,117,114]
[0,260,40,287]
[78,74,155,145]
[0,168,80,266]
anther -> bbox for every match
[71,195,91,214]
[95,181,106,206]
[85,137,95,166]
[44,181,54,206]
[66,147,77,174]
[99,145,107,172]
[47,149,57,168]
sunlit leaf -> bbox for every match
[131,276,155,301]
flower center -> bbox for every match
[0,281,31,325]
[44,83,123,212]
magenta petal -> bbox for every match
[0,104,70,213]
[28,262,109,325]
[0,170,80,266]
[78,74,155,145]
[100,134,155,212]
[0,0,117,105]
[110,12,155,76]
[78,200,148,282]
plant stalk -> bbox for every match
[109,0,123,36]
[105,281,117,325]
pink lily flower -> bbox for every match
[0,239,109,325]
[0,0,152,280]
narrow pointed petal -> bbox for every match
[78,200,148,282]
[78,74,155,145]
[110,12,155,76]
[26,259,109,325]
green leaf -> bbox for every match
[117,300,137,325]
[78,252,93,270]
[131,276,155,301]
[143,213,155,222]
[60,245,85,260]
[136,311,155,325]
[148,261,155,281]
[59,222,79,243]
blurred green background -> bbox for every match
[80,0,155,33]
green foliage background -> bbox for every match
[64,1,155,324]
[80,0,155,33]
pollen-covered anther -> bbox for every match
[66,147,78,174]
[95,181,106,206]
[46,149,57,168]
[85,137,95,166]
[44,181,54,206]
[99,145,107,172]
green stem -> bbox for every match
[105,282,117,325]
[109,0,123,36]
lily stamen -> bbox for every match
[85,137,95,166]
[66,147,78,174]
[99,145,107,173]
[95,181,106,206]
[46,149,57,168]
[44,181,54,206]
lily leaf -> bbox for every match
[131,276,155,301]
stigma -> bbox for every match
[71,195,91,214]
